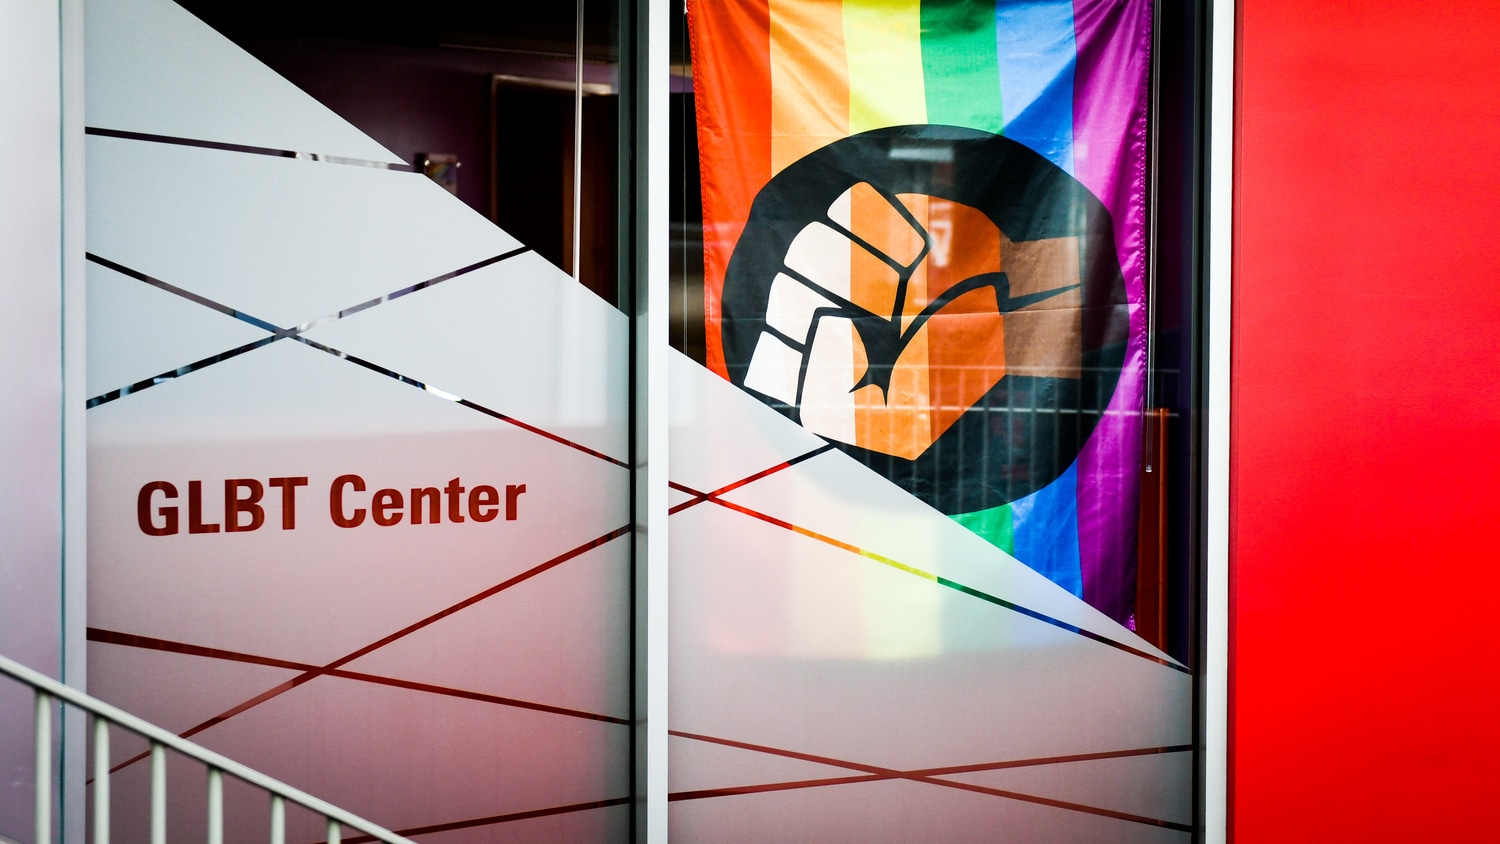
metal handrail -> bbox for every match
[0,652,414,844]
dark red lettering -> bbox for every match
[137,481,178,536]
[410,487,440,524]
[188,480,220,534]
[224,479,265,532]
[331,474,366,528]
[268,477,307,530]
[468,485,499,522]
[372,488,403,526]
[505,484,526,521]
[444,477,466,523]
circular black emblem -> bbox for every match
[721,124,1128,515]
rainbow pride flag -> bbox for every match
[691,0,1152,625]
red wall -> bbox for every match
[1233,1,1500,838]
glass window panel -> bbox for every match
[84,1,631,840]
[668,0,1201,839]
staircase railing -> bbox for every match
[0,652,414,844]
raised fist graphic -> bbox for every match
[722,126,1128,514]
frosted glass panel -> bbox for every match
[84,0,630,839]
[668,351,1190,839]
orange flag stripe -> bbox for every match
[690,0,774,376]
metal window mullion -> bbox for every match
[629,0,671,841]
[573,0,586,281]
[61,0,92,832]
[1203,0,1237,840]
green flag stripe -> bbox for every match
[951,503,1014,556]
[919,0,1003,133]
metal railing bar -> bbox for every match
[94,716,110,844]
[35,691,51,844]
[151,744,166,844]
[327,818,342,844]
[208,767,224,844]
[0,653,413,843]
[270,795,286,844]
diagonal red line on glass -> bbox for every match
[102,525,630,775]
[456,396,628,467]
[668,730,1192,831]
[323,525,628,670]
[671,730,1189,779]
[669,773,886,801]
[335,796,631,844]
[668,444,835,515]
[667,481,708,514]
[86,628,628,726]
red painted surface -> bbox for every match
[1233,2,1500,839]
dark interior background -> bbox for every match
[1152,0,1208,669]
[177,0,624,304]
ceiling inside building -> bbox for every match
[173,0,692,63]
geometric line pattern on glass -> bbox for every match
[668,483,1188,674]
[667,347,1159,656]
[86,252,288,338]
[672,733,1191,791]
[668,730,1193,832]
[666,348,834,495]
[334,797,631,844]
[668,444,837,515]
[83,252,629,468]
[297,248,627,462]
[87,1,627,833]
[86,628,628,726]
[102,525,630,776]
[87,132,517,329]
[670,741,1191,802]
[86,255,275,397]
[708,441,1163,656]
[84,248,524,398]
[295,334,628,467]
[85,332,282,408]
[85,126,418,171]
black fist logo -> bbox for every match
[722,126,1128,515]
